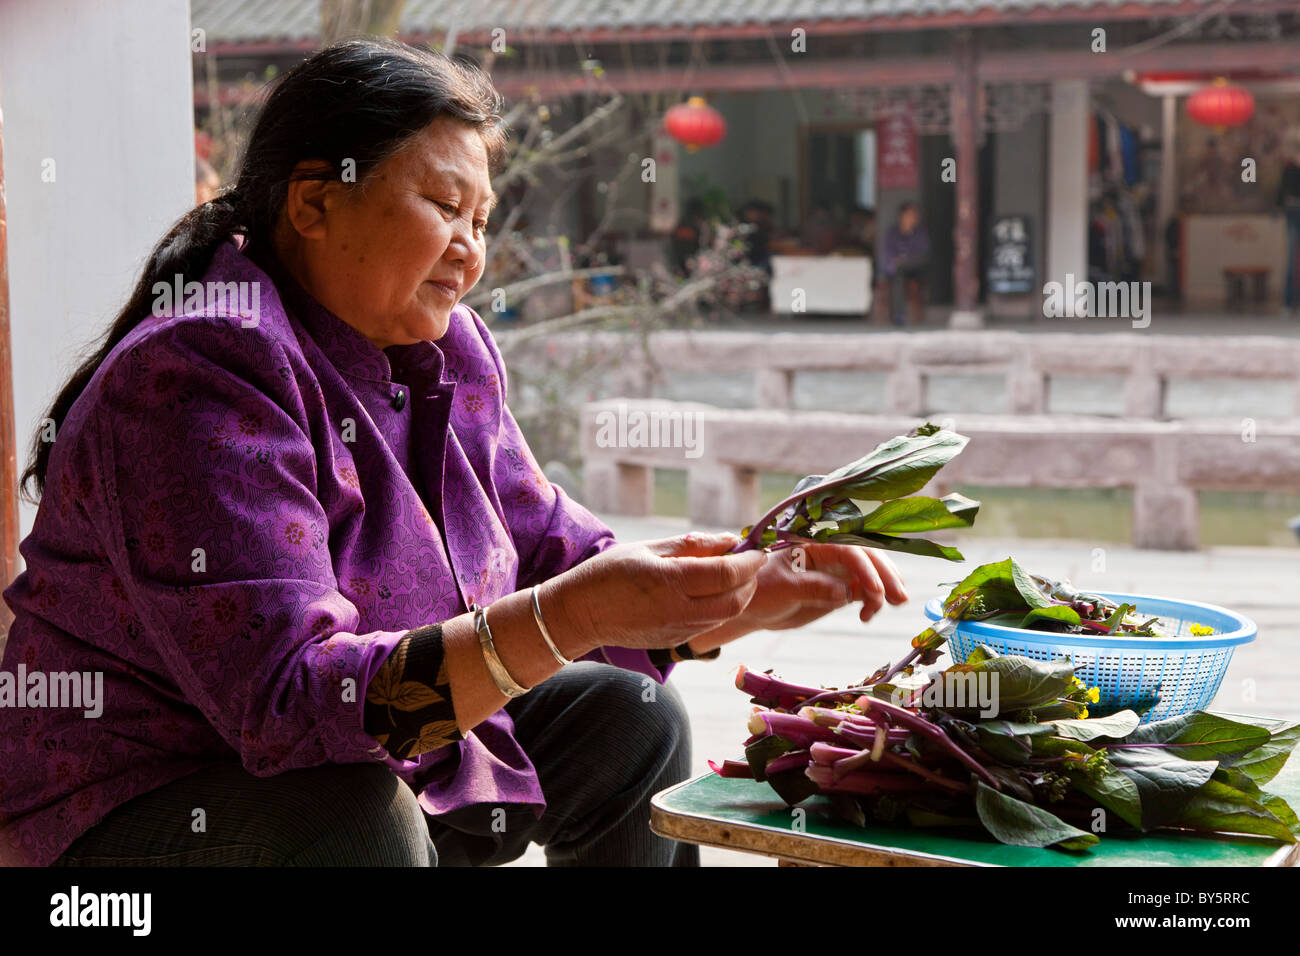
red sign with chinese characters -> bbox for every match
[877,105,918,190]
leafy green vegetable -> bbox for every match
[724,651,1300,853]
[1068,765,1145,830]
[1020,606,1082,630]
[975,782,1100,851]
[937,558,1183,639]
[1115,712,1270,763]
[1223,719,1300,785]
[946,654,1076,715]
[734,424,978,561]
[1106,747,1219,828]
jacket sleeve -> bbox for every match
[84,316,440,775]
[466,308,677,683]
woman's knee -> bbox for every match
[281,763,435,867]
[575,663,692,759]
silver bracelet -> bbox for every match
[470,603,530,698]
[531,585,572,666]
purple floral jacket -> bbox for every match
[0,238,669,866]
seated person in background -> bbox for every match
[738,199,773,274]
[671,198,709,275]
[879,202,930,326]
[837,205,875,258]
[802,200,839,256]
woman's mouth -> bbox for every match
[428,280,459,299]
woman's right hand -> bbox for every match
[540,532,768,654]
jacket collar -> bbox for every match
[239,240,448,387]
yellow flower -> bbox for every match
[1078,707,1090,720]
[1087,687,1100,704]
[1189,623,1215,636]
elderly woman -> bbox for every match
[0,39,906,867]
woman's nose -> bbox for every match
[446,223,480,269]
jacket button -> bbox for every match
[392,388,407,411]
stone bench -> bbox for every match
[513,329,1300,420]
[579,400,1300,550]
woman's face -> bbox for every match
[282,115,495,350]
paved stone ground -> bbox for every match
[504,513,1300,866]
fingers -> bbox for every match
[647,531,742,558]
[801,543,908,609]
[673,549,768,598]
[684,572,760,624]
[865,549,909,605]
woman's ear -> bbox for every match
[284,160,343,240]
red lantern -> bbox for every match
[1186,78,1255,129]
[664,96,726,153]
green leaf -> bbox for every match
[942,558,1026,616]
[1211,765,1300,837]
[1050,710,1141,742]
[765,766,821,807]
[1010,559,1054,609]
[843,493,980,535]
[1106,747,1219,829]
[820,532,965,562]
[974,781,1100,851]
[948,654,1076,714]
[1030,735,1100,758]
[745,735,793,782]
[1021,606,1082,631]
[1100,602,1135,632]
[983,765,1037,802]
[1068,765,1145,831]
[1170,776,1297,843]
[1218,718,1300,785]
[974,720,1053,764]
[1117,712,1270,763]
[804,429,971,518]
[938,558,1055,621]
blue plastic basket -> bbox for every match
[922,591,1257,723]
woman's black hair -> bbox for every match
[21,37,508,502]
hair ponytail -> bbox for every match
[20,38,506,502]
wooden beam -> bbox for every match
[478,39,1300,98]
[206,2,1300,52]
[196,37,1300,108]
[0,88,18,637]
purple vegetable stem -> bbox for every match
[764,750,813,776]
[854,695,1001,790]
[805,765,931,796]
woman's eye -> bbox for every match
[436,201,458,215]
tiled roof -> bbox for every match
[191,0,1253,44]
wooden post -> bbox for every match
[949,30,982,328]
[0,89,19,636]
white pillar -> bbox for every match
[0,0,195,553]
[1047,80,1090,295]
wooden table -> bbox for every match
[651,714,1300,867]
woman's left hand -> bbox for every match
[736,543,909,632]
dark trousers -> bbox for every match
[884,264,927,325]
[51,661,697,867]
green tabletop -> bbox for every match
[651,714,1300,867]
